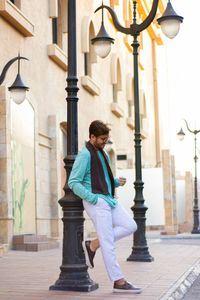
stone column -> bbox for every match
[185,171,193,230]
[161,149,178,234]
[0,86,13,247]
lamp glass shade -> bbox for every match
[93,40,112,58]
[177,128,185,141]
[160,19,181,39]
[10,88,26,104]
[8,72,29,104]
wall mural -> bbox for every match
[12,141,29,230]
[11,99,36,234]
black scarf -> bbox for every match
[86,141,115,197]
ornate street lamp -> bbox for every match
[177,120,200,234]
[91,4,114,58]
[0,54,29,104]
[92,0,183,261]
[49,0,98,292]
[157,0,183,39]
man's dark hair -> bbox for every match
[89,120,110,138]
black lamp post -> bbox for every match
[92,0,183,261]
[49,0,98,292]
[177,119,200,234]
[0,54,29,104]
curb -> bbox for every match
[160,258,200,300]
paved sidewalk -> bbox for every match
[1,232,200,300]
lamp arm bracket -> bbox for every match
[137,0,159,33]
[182,118,195,134]
[94,5,131,35]
[0,56,28,86]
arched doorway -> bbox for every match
[11,99,36,234]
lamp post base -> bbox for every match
[127,246,154,262]
[192,206,200,234]
[49,271,99,292]
[191,228,200,234]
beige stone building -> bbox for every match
[0,0,184,250]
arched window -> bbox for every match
[11,99,36,234]
[51,0,67,49]
[81,16,100,96]
[9,0,21,9]
[84,22,97,77]
[110,54,124,118]
[48,0,67,70]
[113,59,122,103]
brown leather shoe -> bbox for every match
[82,240,96,268]
[113,281,142,294]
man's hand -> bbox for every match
[119,177,126,186]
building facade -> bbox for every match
[0,0,174,249]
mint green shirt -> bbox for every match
[68,147,120,208]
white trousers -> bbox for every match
[83,198,137,282]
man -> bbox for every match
[68,120,141,294]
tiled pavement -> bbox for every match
[1,233,200,300]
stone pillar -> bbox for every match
[161,149,178,234]
[0,86,13,246]
[185,171,193,230]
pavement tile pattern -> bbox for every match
[1,233,200,300]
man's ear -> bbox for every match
[90,134,95,143]
[90,134,96,140]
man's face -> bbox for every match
[90,134,109,149]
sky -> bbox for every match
[162,0,200,174]
[167,0,200,123]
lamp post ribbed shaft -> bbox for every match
[127,28,153,262]
[50,0,98,291]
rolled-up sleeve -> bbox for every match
[114,177,120,187]
[68,151,98,204]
